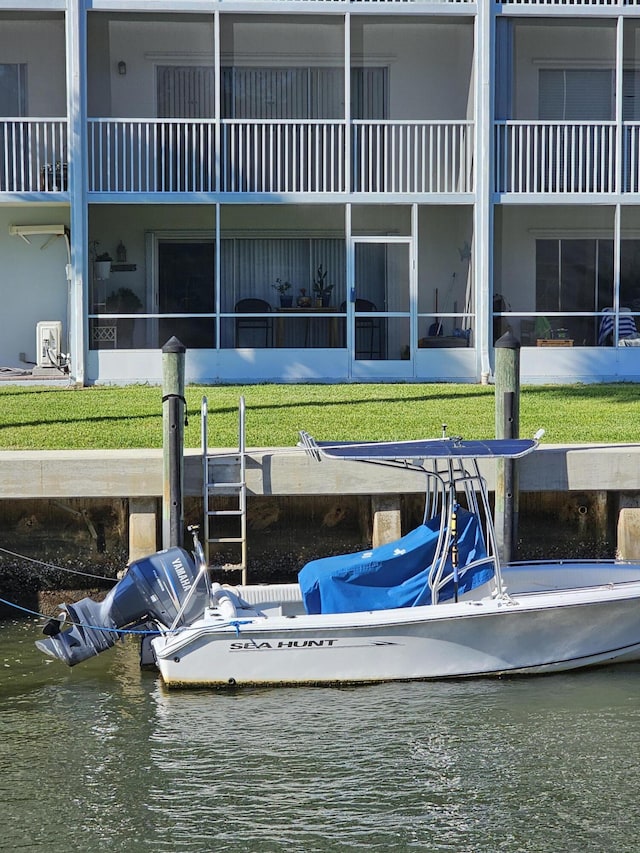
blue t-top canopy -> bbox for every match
[299,434,539,462]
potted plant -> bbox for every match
[297,287,311,308]
[106,287,142,314]
[312,264,334,307]
[106,287,142,347]
[273,278,293,308]
[94,251,113,281]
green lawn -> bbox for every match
[0,383,639,450]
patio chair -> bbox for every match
[235,298,273,348]
[341,298,382,359]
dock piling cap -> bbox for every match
[495,330,521,350]
[162,336,186,354]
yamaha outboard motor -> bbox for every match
[36,545,208,666]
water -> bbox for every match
[2,617,640,853]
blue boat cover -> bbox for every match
[298,508,491,615]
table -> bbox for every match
[536,339,574,347]
[275,306,341,348]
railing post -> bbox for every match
[494,330,521,565]
[162,336,186,549]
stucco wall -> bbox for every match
[0,16,66,116]
[0,208,70,370]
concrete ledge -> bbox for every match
[0,443,639,500]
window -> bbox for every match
[221,66,387,120]
[539,69,613,121]
[533,238,640,345]
[0,63,27,116]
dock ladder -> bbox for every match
[201,395,248,585]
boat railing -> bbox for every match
[167,526,211,633]
[298,431,514,606]
[430,555,500,606]
[298,429,323,462]
[426,462,504,604]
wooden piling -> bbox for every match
[162,337,186,549]
[494,330,521,563]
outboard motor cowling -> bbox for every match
[36,546,207,666]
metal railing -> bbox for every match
[353,120,474,193]
[495,121,617,194]
[13,117,640,197]
[497,0,629,5]
[0,119,68,193]
[221,120,346,193]
[86,118,474,195]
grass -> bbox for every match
[0,383,639,450]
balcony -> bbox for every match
[86,118,474,196]
[0,119,68,193]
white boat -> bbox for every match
[36,432,640,687]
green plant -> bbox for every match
[273,278,292,295]
[312,264,333,297]
[106,287,142,313]
[90,240,112,263]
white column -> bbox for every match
[475,0,494,384]
[344,12,351,196]
[67,0,88,386]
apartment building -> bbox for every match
[1,0,639,386]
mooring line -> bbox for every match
[0,546,118,583]
[0,595,160,635]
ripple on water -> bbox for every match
[2,622,640,853]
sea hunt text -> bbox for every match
[230,639,339,650]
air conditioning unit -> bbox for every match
[36,321,63,368]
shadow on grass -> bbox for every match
[1,383,639,447]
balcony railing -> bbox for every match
[624,123,640,193]
[0,119,68,193]
[88,119,217,193]
[87,118,474,195]
[495,121,617,193]
[10,118,640,197]
[353,120,474,193]
[497,0,632,5]
[221,120,346,193]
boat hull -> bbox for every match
[151,582,640,688]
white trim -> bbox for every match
[532,59,616,70]
[528,227,640,237]
[144,53,214,64]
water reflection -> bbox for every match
[2,621,640,853]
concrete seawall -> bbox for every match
[1,443,639,565]
[2,443,640,498]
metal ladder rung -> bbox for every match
[208,536,245,545]
[208,481,244,490]
[202,394,248,585]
